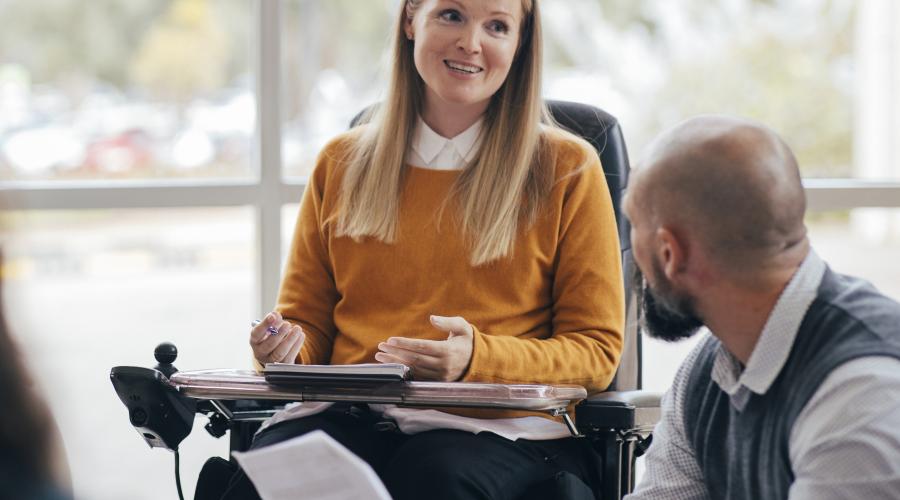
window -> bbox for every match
[0,0,254,182]
[281,0,392,179]
[1,1,899,497]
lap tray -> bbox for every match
[168,369,587,412]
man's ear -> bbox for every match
[656,226,688,281]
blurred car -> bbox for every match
[82,129,154,174]
[1,123,85,176]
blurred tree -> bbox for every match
[282,0,392,124]
[130,0,230,105]
[0,0,249,108]
[0,0,164,86]
[647,30,854,177]
[550,0,856,177]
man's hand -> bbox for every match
[375,315,474,381]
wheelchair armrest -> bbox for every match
[575,390,662,434]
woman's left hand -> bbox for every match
[375,315,474,381]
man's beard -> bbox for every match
[633,259,704,342]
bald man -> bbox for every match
[623,116,900,499]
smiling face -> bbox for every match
[405,0,523,120]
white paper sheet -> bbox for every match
[232,430,392,500]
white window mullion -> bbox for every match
[2,181,896,213]
[255,0,284,317]
[0,181,261,209]
[804,180,900,211]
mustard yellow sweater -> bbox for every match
[275,126,624,416]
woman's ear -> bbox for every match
[404,12,415,40]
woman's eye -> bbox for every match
[438,9,462,23]
[487,20,509,34]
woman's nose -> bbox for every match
[456,25,482,54]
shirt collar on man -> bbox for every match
[411,117,483,167]
[710,250,827,410]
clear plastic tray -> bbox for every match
[169,369,587,411]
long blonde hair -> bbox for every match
[336,0,557,266]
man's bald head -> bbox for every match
[632,116,807,275]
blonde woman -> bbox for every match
[233,0,624,498]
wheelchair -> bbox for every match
[110,101,661,500]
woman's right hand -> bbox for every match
[250,311,305,365]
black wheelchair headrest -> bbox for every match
[544,100,631,248]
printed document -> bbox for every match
[232,430,392,500]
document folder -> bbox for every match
[263,362,411,388]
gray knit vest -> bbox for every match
[683,267,900,500]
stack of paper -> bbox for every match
[232,430,392,500]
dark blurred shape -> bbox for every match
[0,252,72,499]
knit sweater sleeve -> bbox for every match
[274,139,345,365]
[461,143,625,393]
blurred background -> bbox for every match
[1,0,899,498]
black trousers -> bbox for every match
[217,404,600,500]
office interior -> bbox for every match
[0,1,898,498]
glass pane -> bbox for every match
[1,207,254,499]
[0,0,254,182]
[808,208,900,300]
[641,207,900,394]
[642,336,704,394]
[279,0,900,181]
[540,0,900,180]
[281,0,393,180]
[281,203,300,272]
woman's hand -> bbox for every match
[375,315,474,381]
[250,311,305,365]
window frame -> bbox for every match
[1,1,899,319]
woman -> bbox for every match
[238,0,624,497]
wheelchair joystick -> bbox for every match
[109,342,196,452]
[154,342,179,378]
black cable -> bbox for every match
[174,449,185,500]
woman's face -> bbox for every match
[405,0,523,116]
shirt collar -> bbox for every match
[412,117,483,166]
[710,250,827,402]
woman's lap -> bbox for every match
[385,429,598,500]
[220,406,599,500]
[250,404,404,472]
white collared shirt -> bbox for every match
[627,251,900,499]
[407,117,482,170]
[709,249,827,411]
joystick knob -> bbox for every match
[153,342,179,378]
